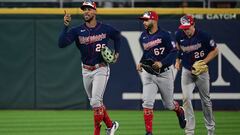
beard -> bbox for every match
[146,23,153,32]
[83,15,94,23]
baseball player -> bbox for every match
[136,11,186,135]
[175,15,218,135]
[58,0,120,135]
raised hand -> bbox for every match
[64,10,71,26]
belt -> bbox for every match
[83,63,106,71]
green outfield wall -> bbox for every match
[0,8,240,110]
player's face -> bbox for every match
[182,25,195,37]
[143,19,154,31]
[82,7,96,22]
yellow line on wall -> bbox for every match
[0,8,239,15]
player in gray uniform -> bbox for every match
[58,0,120,135]
[136,11,186,135]
[175,15,218,135]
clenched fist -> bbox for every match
[152,61,162,70]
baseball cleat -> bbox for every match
[177,107,187,129]
[145,132,153,135]
[106,121,119,135]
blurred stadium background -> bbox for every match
[0,0,240,8]
[0,0,239,134]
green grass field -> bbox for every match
[0,110,239,135]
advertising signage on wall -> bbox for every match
[193,14,239,20]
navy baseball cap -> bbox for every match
[139,11,158,21]
[81,0,97,10]
[179,15,195,29]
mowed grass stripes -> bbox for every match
[0,110,239,135]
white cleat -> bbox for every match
[106,121,119,135]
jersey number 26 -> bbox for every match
[194,50,205,58]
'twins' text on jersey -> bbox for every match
[140,28,177,68]
[59,22,121,66]
[175,29,217,70]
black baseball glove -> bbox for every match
[141,59,161,75]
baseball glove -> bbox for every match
[141,59,160,75]
[101,46,116,64]
[191,60,208,76]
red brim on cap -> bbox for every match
[138,17,158,21]
[139,17,149,20]
[179,24,191,29]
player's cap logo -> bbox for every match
[81,0,97,10]
[179,15,194,30]
[139,11,158,21]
